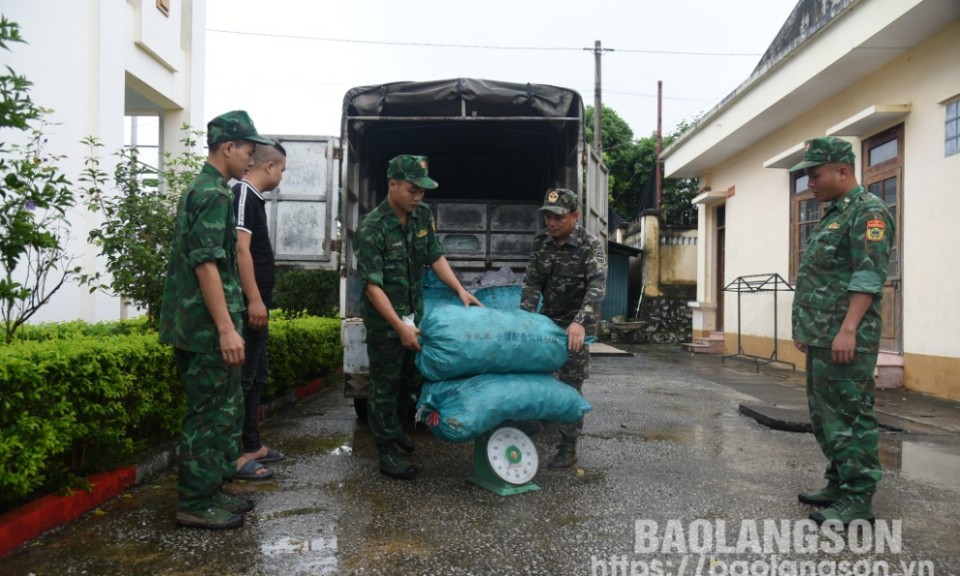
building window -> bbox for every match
[947,99,959,157]
[124,115,160,170]
[789,172,821,281]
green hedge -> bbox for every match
[265,316,342,399]
[0,316,341,511]
[273,268,340,318]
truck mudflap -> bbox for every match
[342,318,370,416]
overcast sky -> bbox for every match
[204,0,798,140]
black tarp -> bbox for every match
[341,78,583,137]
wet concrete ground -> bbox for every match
[6,346,960,575]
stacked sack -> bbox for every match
[415,276,592,443]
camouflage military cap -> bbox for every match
[387,155,439,189]
[207,110,274,146]
[790,136,856,171]
[538,188,579,215]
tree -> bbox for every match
[586,104,699,228]
[585,105,638,208]
[0,17,84,342]
[659,120,699,228]
[660,173,699,228]
[81,125,204,325]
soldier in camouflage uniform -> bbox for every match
[355,154,480,479]
[521,188,607,469]
[159,110,274,530]
[790,136,894,526]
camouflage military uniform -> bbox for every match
[792,143,894,503]
[159,161,245,512]
[521,220,607,446]
[355,170,444,452]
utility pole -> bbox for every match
[656,80,663,211]
[585,40,614,153]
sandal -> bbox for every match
[236,458,274,481]
[254,447,286,464]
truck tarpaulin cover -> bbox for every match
[342,78,583,135]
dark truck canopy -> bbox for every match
[342,78,584,130]
[339,78,586,209]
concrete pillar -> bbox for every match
[641,209,662,297]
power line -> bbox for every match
[604,88,724,101]
[206,28,762,57]
[615,47,760,57]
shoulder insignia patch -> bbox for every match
[827,222,841,230]
[866,219,886,242]
[417,229,428,238]
[594,249,607,266]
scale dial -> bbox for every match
[486,427,538,485]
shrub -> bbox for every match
[272,268,339,318]
[80,126,205,327]
[0,333,180,505]
[265,316,341,400]
[0,17,89,343]
[14,317,154,341]
[0,315,341,511]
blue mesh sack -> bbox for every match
[416,373,593,443]
[424,288,459,313]
[422,270,460,313]
[473,284,522,310]
[415,305,568,381]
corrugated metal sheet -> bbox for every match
[603,251,631,320]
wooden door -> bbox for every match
[716,205,726,332]
[863,126,903,352]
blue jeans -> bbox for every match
[241,320,269,454]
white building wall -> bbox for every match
[0,0,205,323]
[710,152,795,345]
[719,19,960,356]
[882,21,960,360]
[707,18,960,394]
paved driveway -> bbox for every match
[6,346,959,575]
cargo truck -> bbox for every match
[267,78,608,417]
[338,78,607,417]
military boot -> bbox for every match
[797,483,842,506]
[810,495,875,526]
[548,444,577,469]
[211,491,254,514]
[175,507,244,530]
[378,447,419,480]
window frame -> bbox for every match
[789,171,822,281]
[861,124,904,350]
[862,124,903,282]
[946,98,959,158]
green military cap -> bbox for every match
[206,110,274,146]
[538,188,579,215]
[387,154,439,189]
[790,136,856,171]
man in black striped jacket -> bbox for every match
[232,141,287,481]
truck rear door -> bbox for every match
[584,145,610,245]
[263,135,340,270]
